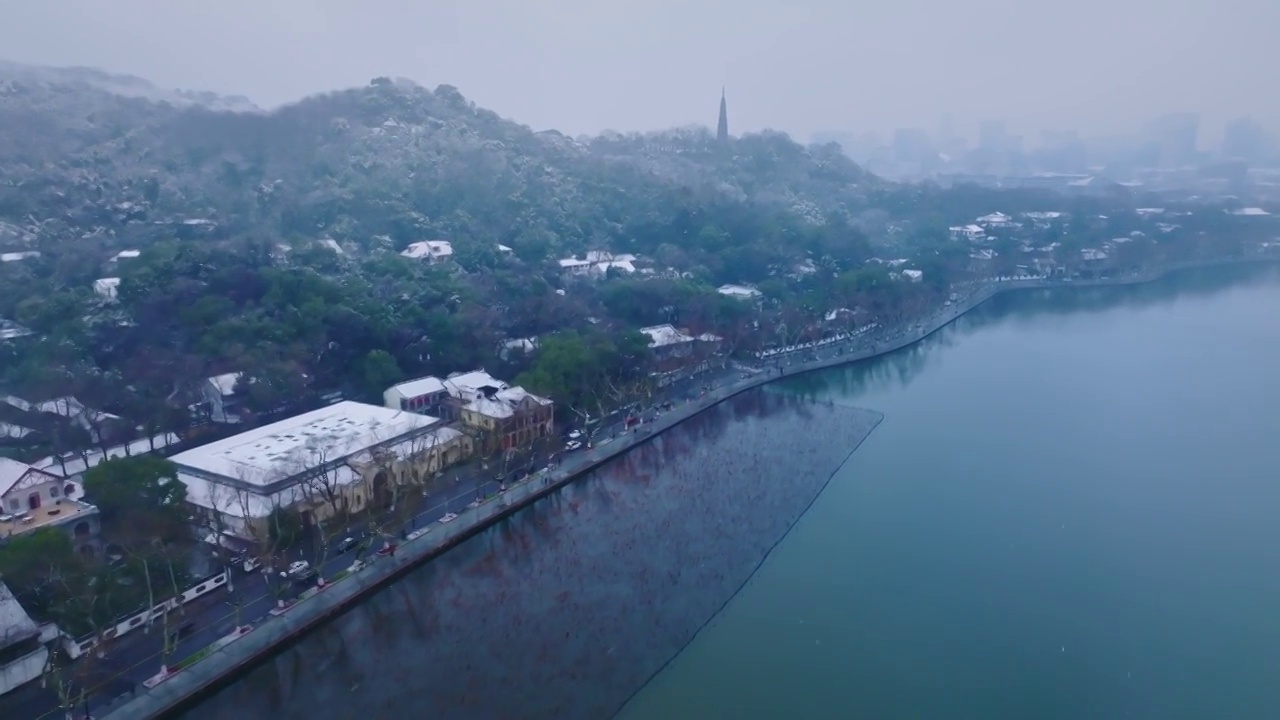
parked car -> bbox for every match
[567,430,582,440]
[564,440,583,451]
[337,536,359,554]
[241,556,263,573]
[285,560,316,582]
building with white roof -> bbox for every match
[172,401,471,539]
[0,580,47,697]
[949,224,986,242]
[0,251,40,263]
[0,457,100,547]
[716,284,762,299]
[640,324,696,359]
[400,240,454,262]
[387,370,554,452]
[384,375,448,415]
[976,212,1013,226]
[93,277,120,300]
[110,249,141,262]
[203,372,247,424]
[558,251,638,277]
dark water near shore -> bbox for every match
[181,390,882,720]
[621,264,1280,720]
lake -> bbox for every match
[619,263,1280,720]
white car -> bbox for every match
[567,430,582,440]
[564,440,583,451]
[285,560,316,581]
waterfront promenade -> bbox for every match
[97,253,1279,720]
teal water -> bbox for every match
[619,265,1280,720]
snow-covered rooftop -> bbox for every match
[717,284,762,298]
[401,240,454,260]
[0,580,39,648]
[33,432,179,481]
[443,370,509,400]
[93,277,120,299]
[639,324,695,348]
[463,387,552,420]
[207,372,242,397]
[169,401,440,487]
[387,376,447,400]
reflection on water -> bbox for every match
[181,390,883,720]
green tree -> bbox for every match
[0,528,83,619]
[82,456,189,544]
[361,349,404,399]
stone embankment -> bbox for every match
[102,253,1276,720]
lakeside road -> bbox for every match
[58,253,1278,720]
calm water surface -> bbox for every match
[620,265,1280,720]
[181,391,882,720]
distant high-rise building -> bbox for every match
[1222,117,1275,162]
[716,87,729,142]
[978,120,1007,153]
[1142,113,1200,167]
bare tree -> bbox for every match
[291,444,351,587]
[42,564,114,720]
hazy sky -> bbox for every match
[3,0,1278,142]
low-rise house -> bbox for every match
[32,432,180,485]
[640,324,696,360]
[900,269,924,282]
[949,224,986,242]
[391,371,555,452]
[458,385,554,453]
[203,372,245,424]
[0,458,100,549]
[717,284,762,299]
[93,277,120,301]
[558,252,637,277]
[976,212,1014,227]
[173,402,471,540]
[384,376,449,416]
[499,337,538,361]
[0,251,39,263]
[0,581,46,698]
[400,240,454,262]
[0,319,32,341]
[109,249,141,262]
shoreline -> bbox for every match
[101,253,1278,720]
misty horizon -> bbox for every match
[3,0,1278,145]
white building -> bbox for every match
[203,372,245,424]
[558,252,637,276]
[639,324,695,357]
[0,252,39,263]
[716,284,762,299]
[0,581,46,698]
[384,375,448,415]
[949,224,986,242]
[976,212,1014,227]
[172,401,468,539]
[93,277,120,300]
[901,269,924,282]
[109,249,141,262]
[400,240,454,262]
